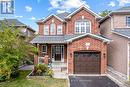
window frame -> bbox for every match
[57,25,63,35]
[126,16,130,27]
[42,45,47,53]
[38,57,44,64]
[50,23,56,35]
[44,25,49,35]
[75,20,91,34]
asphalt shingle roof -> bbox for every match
[113,28,130,38]
[0,19,26,26]
[0,19,35,32]
[115,6,130,12]
[31,34,111,44]
[56,12,70,20]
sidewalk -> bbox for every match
[20,65,34,70]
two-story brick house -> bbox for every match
[100,6,130,81]
[31,5,111,74]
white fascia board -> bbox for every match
[66,33,111,43]
[42,14,64,22]
[112,31,130,39]
[66,5,101,19]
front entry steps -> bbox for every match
[51,62,68,79]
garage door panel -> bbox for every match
[74,52,101,74]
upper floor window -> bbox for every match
[57,25,62,35]
[50,23,56,35]
[44,25,49,35]
[126,17,130,27]
[75,20,91,34]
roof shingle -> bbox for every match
[112,28,130,38]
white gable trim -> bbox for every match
[66,4,101,19]
[112,31,130,39]
[42,14,64,22]
[66,33,111,43]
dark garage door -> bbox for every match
[74,52,101,74]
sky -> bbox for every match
[0,0,130,32]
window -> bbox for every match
[75,20,91,34]
[38,57,44,64]
[42,45,47,53]
[50,23,56,35]
[126,17,130,27]
[44,25,49,35]
[57,25,62,34]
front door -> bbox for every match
[51,45,64,62]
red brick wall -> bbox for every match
[66,8,99,35]
[67,36,107,74]
[38,16,65,35]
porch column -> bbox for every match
[34,43,40,65]
[44,55,49,65]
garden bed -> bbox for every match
[26,64,53,79]
[27,70,51,79]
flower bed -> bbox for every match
[27,64,53,79]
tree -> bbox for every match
[99,10,111,17]
[0,20,38,81]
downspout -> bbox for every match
[127,42,130,81]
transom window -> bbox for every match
[42,45,47,53]
[57,25,62,35]
[126,17,130,27]
[44,25,49,35]
[75,20,91,34]
[50,23,56,35]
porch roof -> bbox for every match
[30,34,111,44]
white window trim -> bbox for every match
[42,45,47,53]
[50,23,56,35]
[57,25,63,35]
[75,20,91,34]
[126,16,130,28]
[44,25,49,35]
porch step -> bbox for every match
[51,62,67,68]
[52,67,67,73]
[53,72,67,79]
[51,62,67,79]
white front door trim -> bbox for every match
[51,45,64,62]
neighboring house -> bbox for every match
[31,5,111,74]
[0,19,35,39]
[100,6,130,81]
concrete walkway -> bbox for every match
[20,65,34,70]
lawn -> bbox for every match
[0,70,67,87]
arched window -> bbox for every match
[75,20,91,34]
[50,23,56,35]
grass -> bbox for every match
[0,70,67,87]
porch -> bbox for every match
[35,44,67,64]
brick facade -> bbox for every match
[34,6,108,74]
[67,37,107,74]
[38,16,65,35]
[66,8,99,35]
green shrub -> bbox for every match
[47,69,53,78]
[34,64,48,75]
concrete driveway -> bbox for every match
[69,76,119,87]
